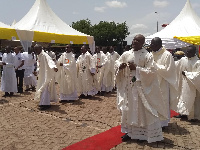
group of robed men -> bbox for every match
[26,44,120,110]
[117,34,200,143]
[1,34,200,144]
[0,46,37,97]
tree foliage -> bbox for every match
[72,19,92,35]
[72,19,130,46]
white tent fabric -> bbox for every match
[16,30,34,52]
[13,0,95,52]
[146,0,200,49]
[14,0,87,36]
[0,22,11,28]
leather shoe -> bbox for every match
[122,134,131,142]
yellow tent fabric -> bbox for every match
[174,36,200,45]
[0,27,90,44]
[0,27,19,41]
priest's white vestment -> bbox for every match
[23,52,37,87]
[152,47,178,127]
[57,52,78,101]
[116,48,168,143]
[1,53,18,93]
[93,51,107,92]
[176,56,200,120]
[35,50,57,105]
[76,51,97,96]
[103,51,120,92]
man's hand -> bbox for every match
[91,73,95,76]
[2,62,6,65]
[33,71,37,76]
[119,63,127,70]
[60,63,63,66]
[128,62,137,70]
[182,71,186,76]
[54,68,58,72]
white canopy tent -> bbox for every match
[0,22,11,28]
[13,0,94,52]
[146,0,200,49]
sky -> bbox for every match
[0,0,200,44]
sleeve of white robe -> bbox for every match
[46,55,57,69]
[136,53,169,121]
[153,52,178,90]
[185,60,200,93]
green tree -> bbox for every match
[72,19,130,46]
[72,19,92,35]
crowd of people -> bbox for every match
[0,33,199,144]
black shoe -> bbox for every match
[122,134,131,142]
[190,119,198,122]
[39,105,51,111]
[121,133,127,138]
[100,91,105,96]
[31,87,36,91]
[79,94,86,99]
[3,92,10,97]
[10,92,14,97]
[174,115,182,118]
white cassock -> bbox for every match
[93,51,107,92]
[1,53,18,93]
[23,52,37,87]
[57,52,78,101]
[152,47,178,127]
[103,51,120,92]
[176,56,200,120]
[76,51,97,96]
[115,48,168,143]
[35,50,57,106]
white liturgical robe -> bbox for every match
[35,50,57,105]
[93,51,107,92]
[176,56,200,120]
[103,51,120,92]
[76,51,96,96]
[57,52,78,100]
[1,53,18,93]
[23,52,37,87]
[115,48,168,143]
[152,47,178,127]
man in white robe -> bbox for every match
[93,46,107,94]
[150,37,178,127]
[176,45,200,121]
[103,46,120,92]
[76,45,97,97]
[34,44,58,111]
[23,47,37,91]
[1,46,18,97]
[57,44,78,102]
[116,34,168,143]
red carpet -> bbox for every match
[63,110,179,150]
[63,125,124,150]
[170,110,179,118]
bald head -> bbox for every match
[186,45,196,58]
[132,34,145,51]
[34,44,42,55]
[150,37,162,52]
